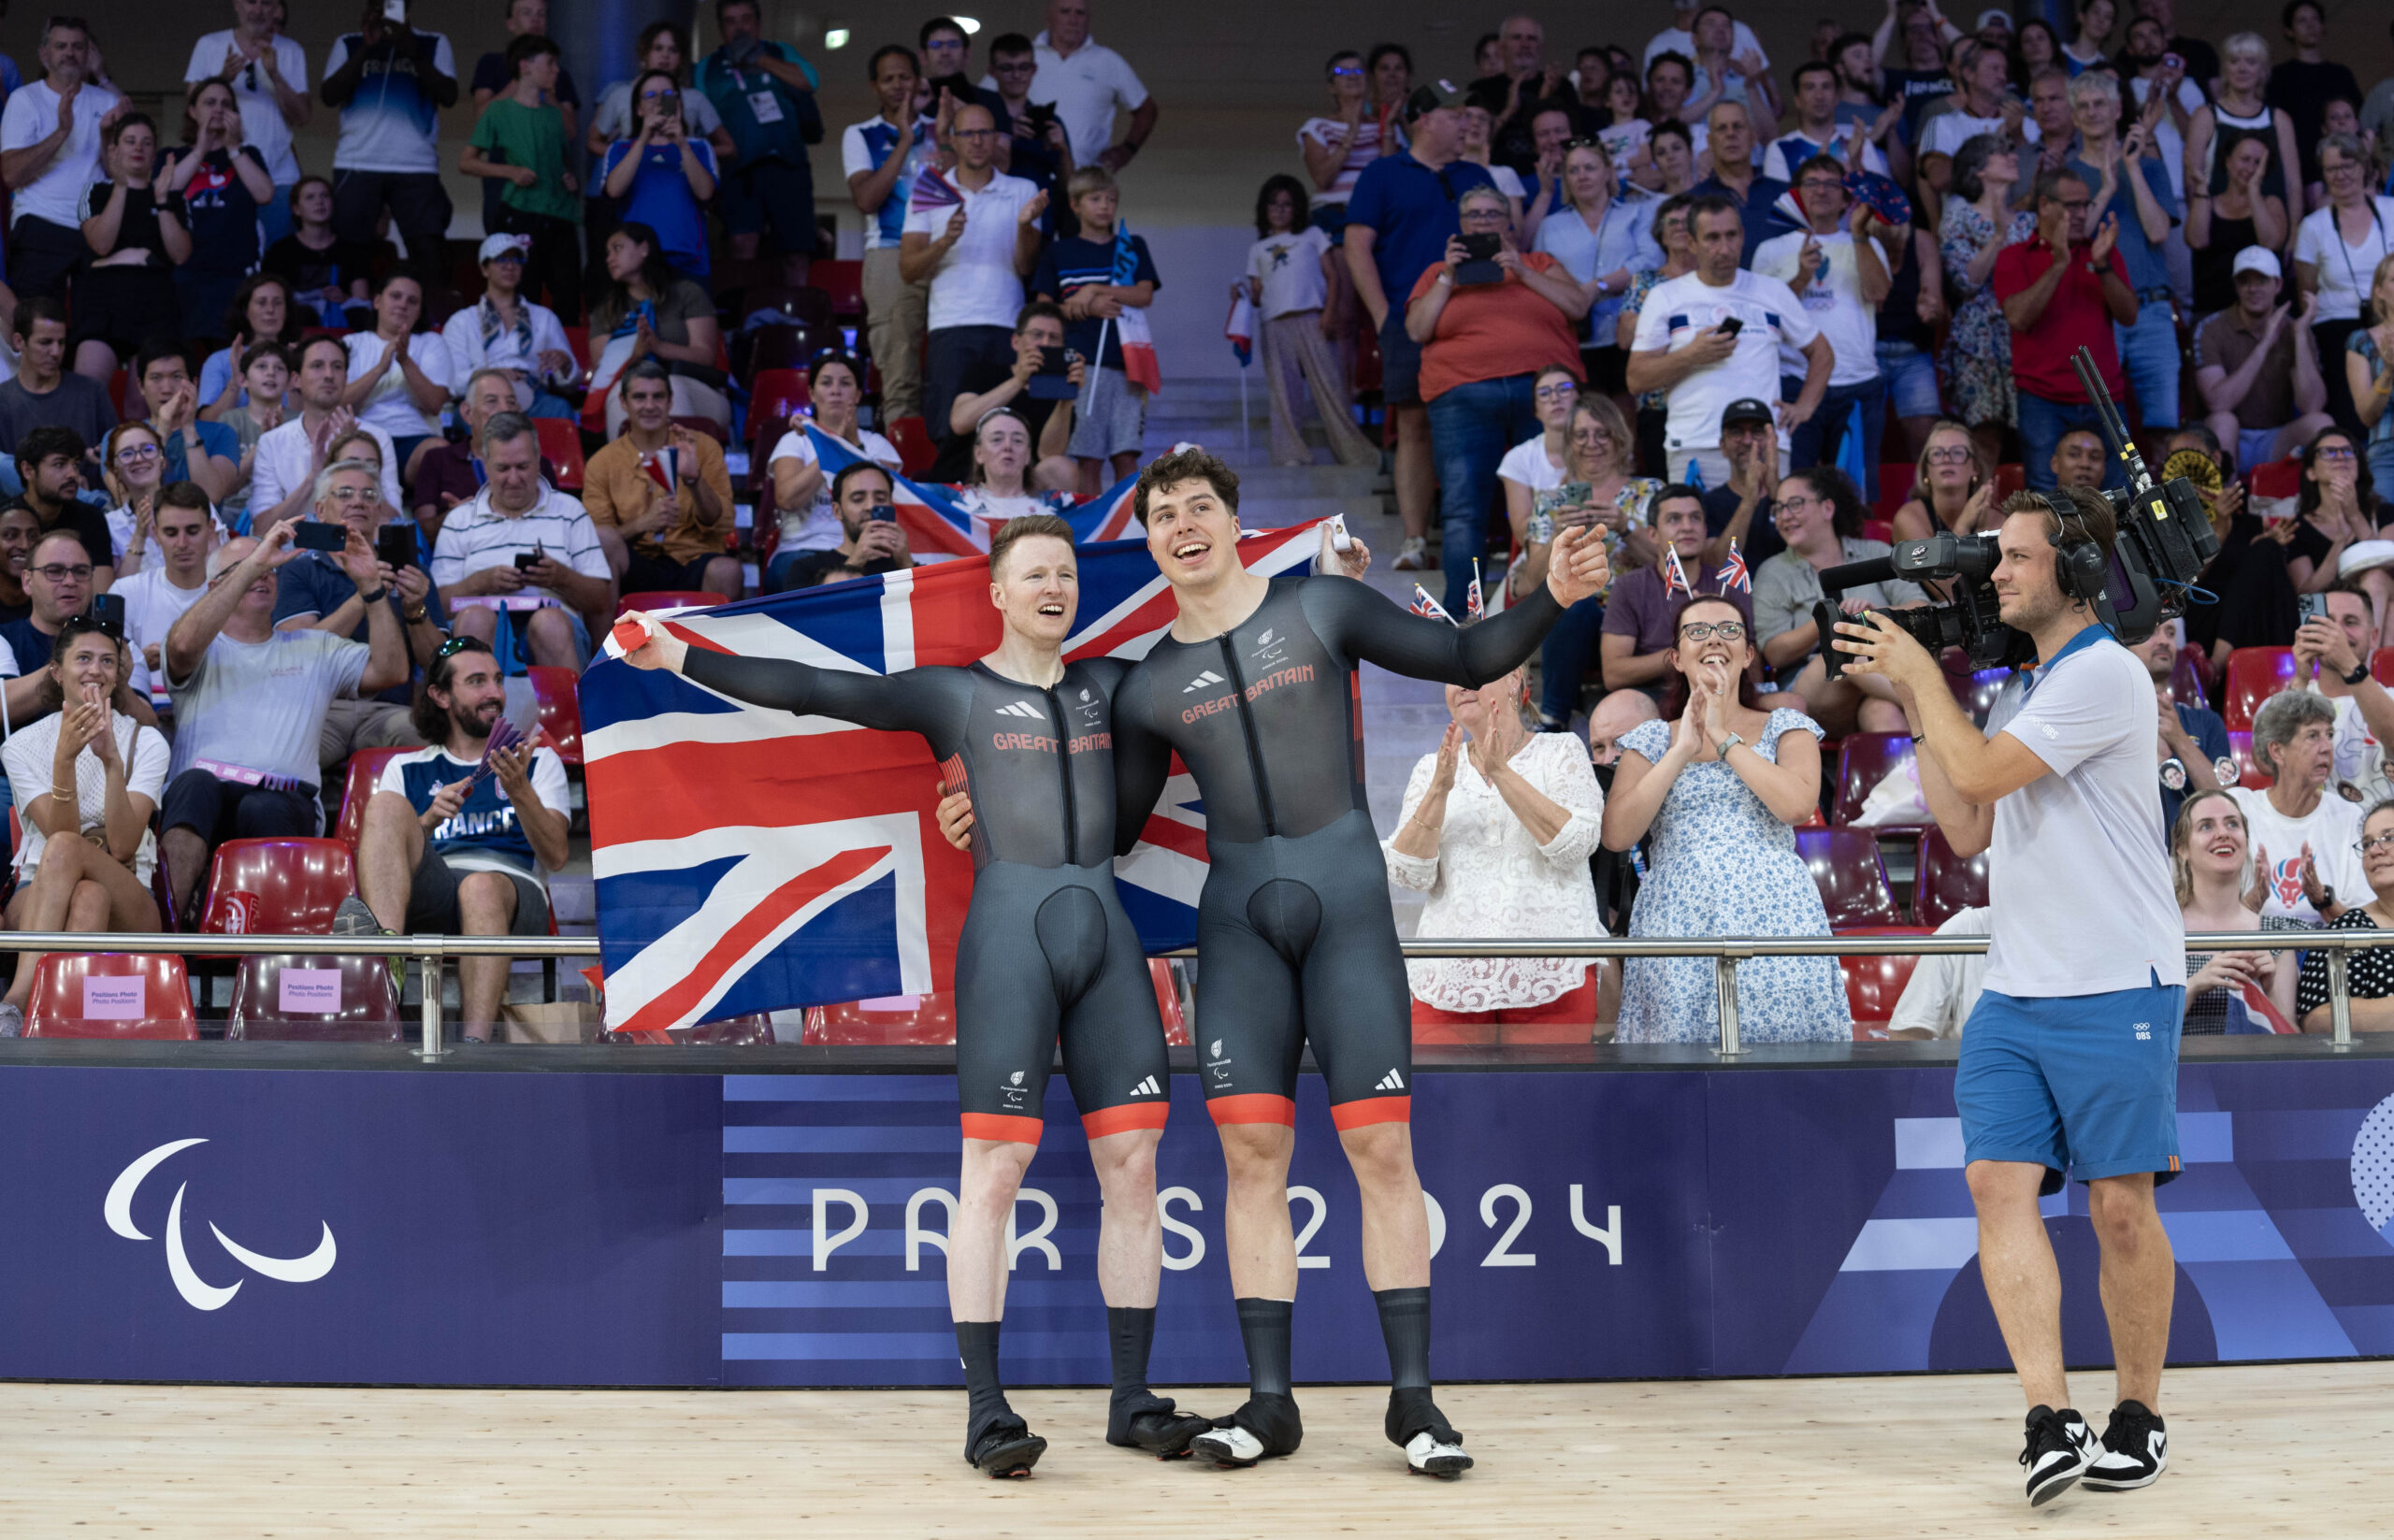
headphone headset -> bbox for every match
[2041,491,2109,608]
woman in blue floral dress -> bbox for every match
[1601,595,1852,1043]
[1939,134,2038,461]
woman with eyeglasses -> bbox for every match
[2287,425,2385,613]
[1600,593,1849,1043]
[765,351,901,583]
[1496,366,1581,543]
[1299,50,1390,232]
[0,614,171,1038]
[71,112,188,388]
[100,424,174,577]
[1536,137,1661,401]
[1519,396,1657,729]
[599,68,720,283]
[262,176,375,329]
[2294,799,2394,1031]
[2295,133,2394,432]
[2172,789,2304,1034]
[587,223,730,434]
[1890,419,1998,543]
[587,22,733,165]
[1939,133,2037,470]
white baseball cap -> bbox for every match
[2231,246,2282,281]
[477,233,531,264]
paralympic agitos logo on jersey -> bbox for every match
[1181,664,1317,725]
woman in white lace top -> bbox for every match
[1383,667,1609,1040]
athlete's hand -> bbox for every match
[934,783,975,851]
[617,610,689,673]
[1544,524,1612,607]
[1317,519,1372,578]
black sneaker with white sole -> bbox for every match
[2081,1401,2168,1490]
[1189,1393,1303,1468]
[2019,1405,2098,1506]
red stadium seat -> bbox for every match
[202,839,357,936]
[1837,925,1931,1034]
[886,415,936,475]
[224,954,402,1042]
[2250,456,2300,499]
[334,747,409,853]
[749,367,811,436]
[1914,827,1991,927]
[1796,828,1904,929]
[617,589,720,618]
[1992,462,2026,499]
[2222,646,2297,732]
[743,322,838,385]
[1151,959,1190,1047]
[2228,730,2271,790]
[1873,462,1916,519]
[535,417,585,492]
[2171,644,2212,710]
[814,258,865,321]
[1829,732,1922,828]
[2373,647,2394,687]
[672,414,731,445]
[802,992,959,1045]
[1859,518,1894,544]
[561,324,590,370]
[526,666,584,767]
[24,953,197,1040]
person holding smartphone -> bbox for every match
[773,461,913,590]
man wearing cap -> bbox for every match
[1973,9,2015,53]
[1699,398,1786,568]
[1344,82,1493,573]
[440,234,582,421]
[2192,248,2333,472]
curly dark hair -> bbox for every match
[1132,447,1241,526]
[1255,173,1311,237]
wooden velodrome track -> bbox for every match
[4,1361,2388,1536]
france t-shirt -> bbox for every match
[324,31,456,175]
[379,745,571,882]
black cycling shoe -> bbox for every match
[1107,1391,1212,1458]
[966,1418,1047,1477]
[1190,1393,1305,1467]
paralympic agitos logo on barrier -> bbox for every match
[103,1138,338,1311]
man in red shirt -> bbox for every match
[1991,170,2136,494]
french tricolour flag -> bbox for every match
[580,523,1324,1033]
[800,423,1142,556]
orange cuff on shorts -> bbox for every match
[1329,1095,1411,1130]
[960,1113,1044,1145]
[1082,1101,1171,1139]
[1206,1092,1298,1128]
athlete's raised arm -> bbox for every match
[621,610,956,739]
[1298,525,1612,686]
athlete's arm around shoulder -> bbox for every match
[618,610,959,741]
[1104,658,1174,858]
[1296,523,1611,684]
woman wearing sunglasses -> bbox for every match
[1600,593,1850,1043]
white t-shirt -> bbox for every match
[840,115,932,251]
[1,710,171,883]
[1022,32,1149,169]
[1495,433,1565,495]
[184,30,310,185]
[2128,76,2207,202]
[108,566,210,709]
[767,425,901,551]
[2228,784,2376,924]
[1981,630,2185,996]
[1752,228,1885,389]
[902,171,1042,332]
[1917,110,2008,163]
[321,30,457,175]
[248,416,404,521]
[1629,268,1818,454]
[106,505,231,576]
[1247,227,1331,319]
[1599,118,1651,167]
[1645,24,1767,69]
[1888,906,1991,1038]
[344,331,455,440]
[2310,683,2394,805]
[2293,197,2394,323]
[0,78,125,229]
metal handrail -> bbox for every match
[0,928,2365,1059]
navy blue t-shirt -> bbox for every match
[1344,152,1497,307]
[382,745,568,880]
[153,418,241,489]
[270,542,446,707]
[1030,233,1161,370]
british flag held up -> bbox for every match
[579,523,1326,1033]
[799,422,1142,558]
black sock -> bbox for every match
[1375,1287,1433,1390]
[955,1319,1014,1446]
[1108,1305,1157,1408]
[1235,1297,1294,1399]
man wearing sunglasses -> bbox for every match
[0,528,158,730]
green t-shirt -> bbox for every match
[469,96,581,223]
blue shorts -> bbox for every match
[1955,979,2185,1193]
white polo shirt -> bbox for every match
[1022,32,1148,169]
[1752,228,1885,390]
[902,170,1042,332]
[0,78,124,229]
[249,417,405,522]
[1982,626,2185,996]
[1629,268,1817,455]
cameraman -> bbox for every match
[1835,485,2185,1505]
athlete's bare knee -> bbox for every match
[1337,1119,1419,1191]
[959,1138,1035,1215]
[1217,1121,1293,1185]
[1089,1129,1160,1202]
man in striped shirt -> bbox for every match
[428,411,613,668]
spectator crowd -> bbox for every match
[0,1,2387,1043]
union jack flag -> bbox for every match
[1716,540,1752,595]
[1410,584,1456,625]
[800,423,1141,560]
[1465,558,1484,622]
[581,524,1325,1033]
[1664,546,1695,598]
